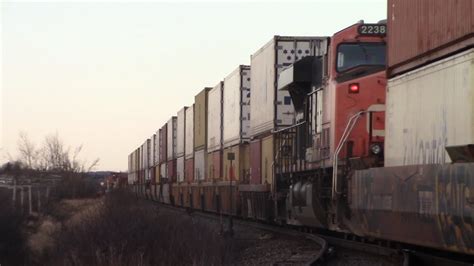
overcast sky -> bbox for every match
[1,1,386,171]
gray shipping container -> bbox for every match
[167,117,177,161]
[250,36,329,137]
[223,65,251,148]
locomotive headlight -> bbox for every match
[370,143,382,155]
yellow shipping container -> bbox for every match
[194,88,211,150]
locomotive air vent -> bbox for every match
[278,56,324,113]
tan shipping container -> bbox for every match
[261,135,274,185]
[223,144,250,182]
[388,0,474,77]
[194,88,211,150]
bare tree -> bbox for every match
[17,132,38,169]
[14,133,100,173]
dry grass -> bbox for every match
[43,189,238,266]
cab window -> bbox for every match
[337,43,386,72]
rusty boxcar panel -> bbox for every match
[386,49,474,167]
[218,184,239,216]
[185,158,194,182]
[261,135,274,185]
[203,184,218,212]
[349,163,474,255]
[207,150,222,181]
[387,0,474,77]
[250,139,262,184]
[191,185,202,210]
[223,144,250,182]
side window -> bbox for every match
[284,96,292,105]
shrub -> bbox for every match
[47,189,237,265]
[0,189,27,265]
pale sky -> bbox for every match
[1,1,386,171]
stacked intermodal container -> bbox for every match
[141,139,151,182]
[167,117,177,182]
[159,124,167,180]
[222,65,251,182]
[207,82,224,181]
[387,0,473,77]
[150,134,156,184]
[176,107,188,183]
[385,0,474,167]
[153,130,160,183]
[194,88,211,181]
[185,105,194,182]
[249,36,329,187]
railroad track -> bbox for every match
[141,195,473,266]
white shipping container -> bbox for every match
[160,163,167,179]
[185,106,194,159]
[176,107,188,157]
[194,149,206,180]
[207,82,223,152]
[167,117,177,160]
[250,36,328,136]
[177,156,185,182]
[223,65,251,148]
[154,130,160,165]
[385,49,474,167]
[141,142,147,170]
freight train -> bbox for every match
[129,1,474,258]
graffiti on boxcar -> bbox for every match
[436,164,474,251]
[402,109,448,166]
[350,163,474,254]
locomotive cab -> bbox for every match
[278,21,387,229]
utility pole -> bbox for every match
[227,152,235,237]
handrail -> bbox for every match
[271,121,306,134]
[332,110,366,200]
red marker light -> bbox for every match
[349,83,360,93]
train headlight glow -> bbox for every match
[370,143,382,155]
